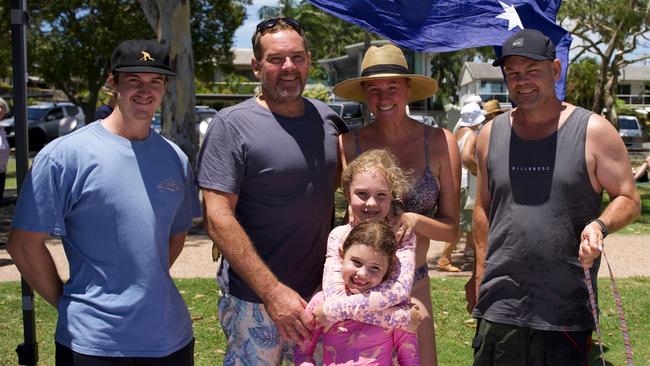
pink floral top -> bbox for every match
[322,224,417,329]
[295,292,420,365]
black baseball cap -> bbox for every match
[111,40,176,76]
[492,29,556,67]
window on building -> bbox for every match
[617,84,631,95]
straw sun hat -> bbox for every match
[332,44,438,102]
[483,99,506,115]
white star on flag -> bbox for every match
[496,1,524,31]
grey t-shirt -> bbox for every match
[473,107,601,331]
[197,97,343,303]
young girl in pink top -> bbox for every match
[295,149,420,365]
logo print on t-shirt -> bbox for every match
[157,178,181,192]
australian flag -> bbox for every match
[307,0,571,100]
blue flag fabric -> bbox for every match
[308,0,571,100]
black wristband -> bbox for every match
[588,218,608,238]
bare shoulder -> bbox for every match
[586,112,619,139]
[431,125,454,144]
[428,126,456,156]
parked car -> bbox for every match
[195,106,218,144]
[327,101,365,130]
[618,115,644,149]
[0,102,85,151]
[409,113,439,127]
[151,106,218,144]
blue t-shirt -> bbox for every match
[197,97,343,303]
[12,122,201,357]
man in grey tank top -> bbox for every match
[468,29,640,365]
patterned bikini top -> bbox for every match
[353,126,440,215]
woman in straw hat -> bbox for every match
[334,44,461,365]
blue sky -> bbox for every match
[233,0,277,48]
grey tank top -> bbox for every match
[473,107,602,331]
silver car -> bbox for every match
[618,115,644,149]
[0,102,85,151]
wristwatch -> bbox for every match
[588,218,608,238]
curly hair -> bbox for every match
[341,149,412,205]
[342,219,398,268]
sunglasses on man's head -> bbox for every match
[254,17,303,38]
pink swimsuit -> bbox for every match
[295,292,420,366]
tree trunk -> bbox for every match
[139,0,197,165]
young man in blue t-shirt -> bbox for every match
[7,39,201,365]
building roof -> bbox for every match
[463,62,503,80]
[232,48,253,67]
[620,66,650,82]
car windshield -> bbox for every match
[328,105,343,115]
[619,118,638,130]
[27,107,48,121]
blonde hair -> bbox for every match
[341,149,411,204]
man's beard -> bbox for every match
[260,72,305,104]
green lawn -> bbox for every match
[5,156,17,190]
[1,278,648,365]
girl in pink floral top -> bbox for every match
[295,220,419,365]
[295,149,420,365]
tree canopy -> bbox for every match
[0,4,12,80]
[6,1,250,128]
[29,1,155,122]
[565,57,599,110]
[559,0,649,121]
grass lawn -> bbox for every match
[0,278,648,365]
[604,183,650,234]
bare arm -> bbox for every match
[169,232,188,268]
[461,131,479,176]
[580,114,641,268]
[6,229,62,307]
[202,188,312,342]
[466,122,492,313]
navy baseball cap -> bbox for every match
[492,29,556,67]
[111,40,176,76]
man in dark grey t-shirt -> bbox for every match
[468,29,640,365]
[196,17,344,364]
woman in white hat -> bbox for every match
[335,44,461,365]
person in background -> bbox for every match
[481,99,505,122]
[633,155,650,182]
[7,39,201,365]
[470,29,640,364]
[437,102,484,273]
[94,91,116,120]
[197,17,345,364]
[0,97,10,204]
[453,94,483,133]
